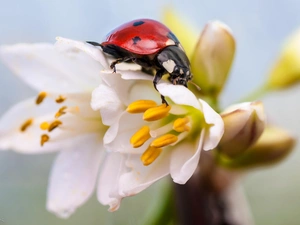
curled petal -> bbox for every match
[157,83,201,110]
[170,130,204,184]
[97,152,127,212]
[91,84,124,126]
[199,99,224,151]
[118,151,171,196]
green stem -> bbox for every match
[209,95,220,113]
[239,84,270,102]
[142,181,176,225]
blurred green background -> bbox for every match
[1,0,300,224]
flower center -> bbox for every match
[127,99,191,166]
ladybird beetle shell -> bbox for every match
[87,19,193,105]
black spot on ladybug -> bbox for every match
[132,36,141,45]
[167,32,180,44]
[133,21,145,26]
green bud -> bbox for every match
[266,29,300,90]
[191,21,235,98]
[219,126,295,169]
[219,101,265,158]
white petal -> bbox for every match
[0,42,102,93]
[91,84,124,126]
[157,83,201,110]
[103,120,121,145]
[97,152,126,212]
[103,113,145,153]
[170,130,204,184]
[119,70,153,81]
[46,134,102,218]
[199,99,224,151]
[56,37,109,69]
[119,151,170,196]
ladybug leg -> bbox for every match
[153,70,168,105]
[110,57,132,73]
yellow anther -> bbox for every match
[141,146,162,166]
[130,126,151,148]
[20,118,33,132]
[127,100,158,113]
[55,106,67,118]
[55,95,66,103]
[40,134,50,146]
[40,122,50,130]
[36,92,47,105]
[151,134,178,148]
[48,120,62,132]
[143,104,171,121]
[173,117,190,132]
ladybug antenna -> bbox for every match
[188,80,201,91]
[86,41,102,47]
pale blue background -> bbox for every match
[1,0,300,224]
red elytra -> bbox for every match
[101,19,180,55]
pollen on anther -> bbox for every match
[20,118,33,132]
[56,95,66,103]
[151,134,178,148]
[48,120,62,132]
[141,146,162,166]
[173,117,190,132]
[36,92,47,105]
[55,106,67,118]
[40,122,49,130]
[130,126,151,148]
[127,100,157,113]
[41,134,50,146]
[143,104,171,121]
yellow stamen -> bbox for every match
[143,104,171,121]
[173,117,190,132]
[151,134,178,148]
[130,126,151,148]
[141,146,162,166]
[48,120,62,132]
[40,134,49,146]
[36,92,47,105]
[127,100,158,113]
[40,122,50,130]
[20,118,33,132]
[55,106,67,118]
[55,95,66,103]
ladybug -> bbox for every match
[87,18,193,104]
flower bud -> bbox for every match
[219,101,265,158]
[266,29,300,90]
[219,126,295,169]
[191,21,235,98]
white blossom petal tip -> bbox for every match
[55,36,109,69]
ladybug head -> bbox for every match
[169,66,193,87]
[157,46,193,87]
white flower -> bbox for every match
[91,72,224,211]
[0,38,110,218]
[0,36,224,214]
